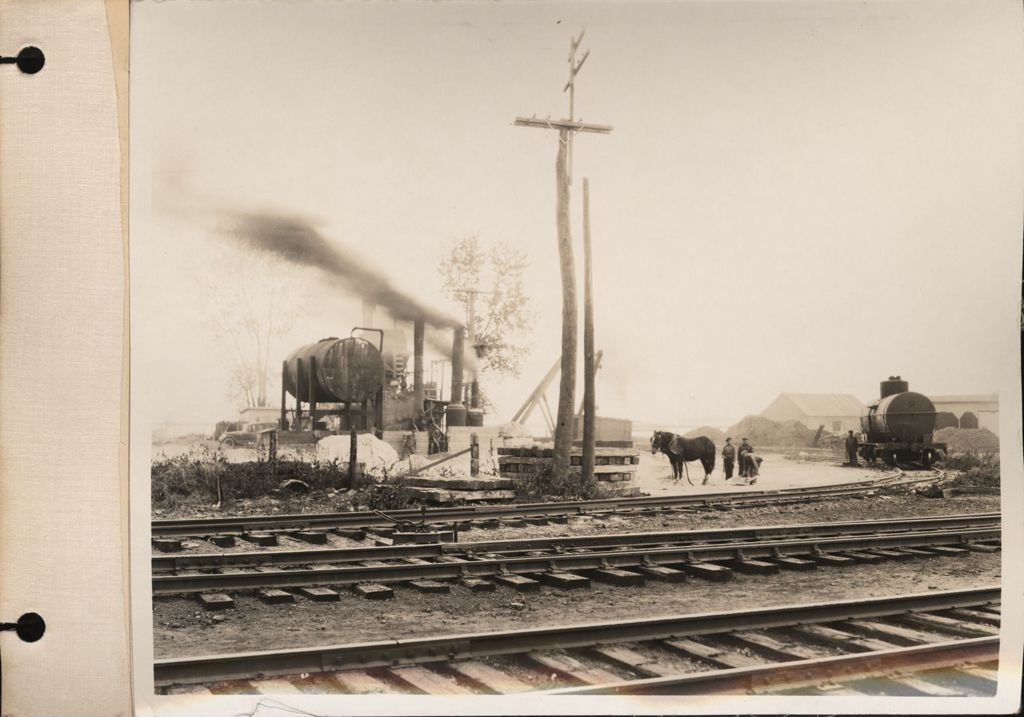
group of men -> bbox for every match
[720,436,761,483]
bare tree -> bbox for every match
[199,250,307,408]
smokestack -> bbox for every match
[362,300,376,327]
[413,319,424,414]
[450,326,465,406]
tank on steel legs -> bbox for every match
[281,334,387,432]
[859,376,947,467]
[283,337,385,404]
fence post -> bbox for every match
[470,433,480,477]
[348,428,358,489]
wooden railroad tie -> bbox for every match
[198,593,234,611]
[256,588,294,605]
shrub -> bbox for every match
[350,477,418,512]
[940,451,1000,492]
[513,461,597,502]
[151,449,355,512]
[941,451,999,471]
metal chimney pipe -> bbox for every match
[413,319,425,412]
[450,326,465,405]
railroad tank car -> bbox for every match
[858,376,946,467]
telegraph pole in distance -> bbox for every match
[453,287,494,409]
[514,31,612,482]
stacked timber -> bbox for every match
[403,475,516,503]
[497,445,641,497]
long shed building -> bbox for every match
[760,393,866,435]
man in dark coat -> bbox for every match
[722,437,736,480]
[738,438,754,478]
[846,430,860,466]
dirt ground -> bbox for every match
[153,550,1000,659]
[152,489,1001,659]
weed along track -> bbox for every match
[153,513,999,601]
[155,587,1001,696]
[151,467,941,542]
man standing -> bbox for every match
[722,437,736,480]
[846,430,860,466]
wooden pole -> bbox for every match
[552,127,577,481]
[308,355,318,431]
[279,360,288,430]
[511,356,561,424]
[514,32,612,483]
[576,350,603,417]
[470,433,480,477]
[295,358,304,428]
[348,428,358,488]
[582,177,596,482]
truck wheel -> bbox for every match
[222,437,236,448]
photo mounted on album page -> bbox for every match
[127,1,1024,714]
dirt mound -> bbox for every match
[934,427,999,453]
[725,415,818,448]
[683,426,727,445]
[316,433,400,478]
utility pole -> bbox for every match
[514,30,612,482]
[582,177,596,483]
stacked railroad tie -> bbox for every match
[497,445,641,497]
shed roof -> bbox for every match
[773,393,865,417]
[930,394,999,405]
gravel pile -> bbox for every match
[725,415,818,447]
[316,434,400,478]
[683,425,727,444]
[933,427,1000,453]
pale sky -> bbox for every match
[130,0,1023,433]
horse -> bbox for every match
[651,430,717,485]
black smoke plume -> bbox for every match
[227,211,461,330]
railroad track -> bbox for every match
[152,513,999,597]
[151,467,941,540]
[156,586,1000,696]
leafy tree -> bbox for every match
[439,236,534,378]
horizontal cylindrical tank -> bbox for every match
[860,391,936,441]
[283,337,384,403]
[880,376,910,398]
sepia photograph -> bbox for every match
[128,0,1023,713]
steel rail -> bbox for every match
[151,526,1000,594]
[152,512,1000,573]
[546,636,998,695]
[151,470,928,537]
[153,585,999,686]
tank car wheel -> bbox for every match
[922,450,933,468]
[882,450,897,467]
